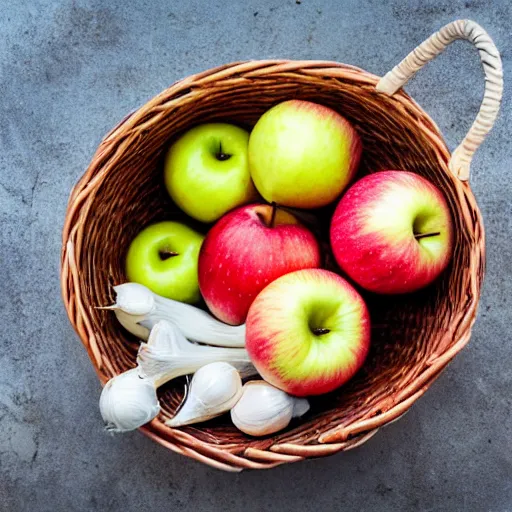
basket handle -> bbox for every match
[376,19,503,181]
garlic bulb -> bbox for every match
[167,362,242,427]
[99,368,160,433]
[230,381,309,437]
[137,320,256,387]
[98,321,256,434]
[109,283,246,347]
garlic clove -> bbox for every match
[167,362,242,427]
[137,321,257,387]
[113,283,155,316]
[150,294,247,347]
[292,398,310,418]
[110,282,246,347]
[146,318,183,350]
[114,309,151,340]
[99,368,160,433]
[136,321,197,386]
[230,381,309,437]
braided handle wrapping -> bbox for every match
[377,19,503,181]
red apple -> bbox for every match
[246,269,370,396]
[198,203,321,325]
[330,170,454,294]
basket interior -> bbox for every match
[75,68,479,449]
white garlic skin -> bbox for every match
[137,321,256,386]
[99,368,160,433]
[110,282,246,347]
[113,283,155,315]
[114,309,151,340]
[230,381,310,437]
[167,362,242,427]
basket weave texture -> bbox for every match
[61,19,501,471]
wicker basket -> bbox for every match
[61,20,502,471]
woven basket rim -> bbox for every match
[60,59,484,471]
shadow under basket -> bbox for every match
[61,20,502,471]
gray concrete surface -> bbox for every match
[1,0,511,510]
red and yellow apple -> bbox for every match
[248,100,362,209]
[330,170,453,294]
[246,269,370,396]
[198,203,321,325]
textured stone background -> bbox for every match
[1,0,511,510]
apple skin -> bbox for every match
[330,170,454,294]
[198,203,321,325]
[125,221,204,303]
[246,269,370,397]
[164,123,258,223]
[248,100,362,209]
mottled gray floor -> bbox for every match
[1,0,511,511]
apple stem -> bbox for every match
[279,205,320,227]
[216,142,231,161]
[269,202,278,228]
[414,231,441,240]
[159,249,179,261]
[312,327,330,336]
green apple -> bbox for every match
[164,123,257,223]
[125,221,204,303]
[248,100,362,209]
